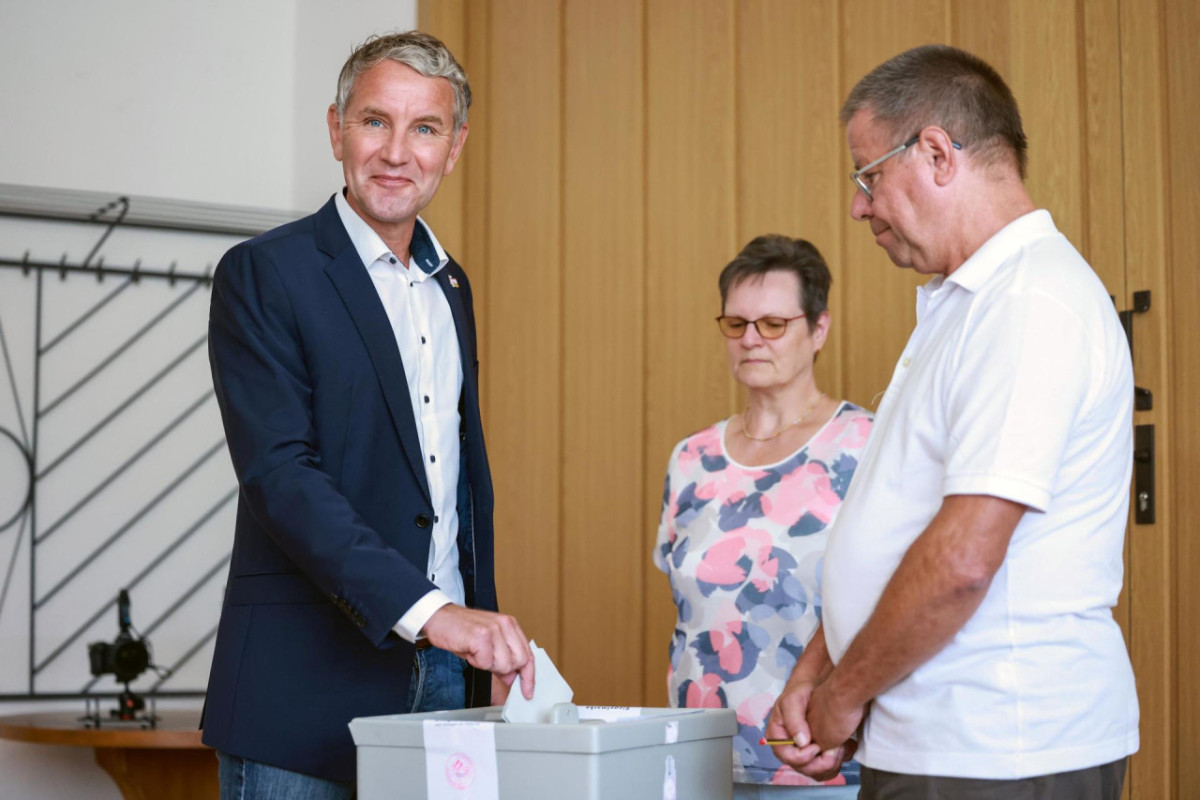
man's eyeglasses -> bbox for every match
[850,135,962,200]
[716,315,806,340]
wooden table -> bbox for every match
[0,709,217,800]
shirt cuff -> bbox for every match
[392,590,455,643]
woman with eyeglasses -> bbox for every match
[654,235,872,799]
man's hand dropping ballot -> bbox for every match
[501,641,574,724]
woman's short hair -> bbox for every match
[719,235,831,331]
[335,31,471,132]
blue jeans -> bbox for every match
[406,645,468,712]
[218,647,467,798]
[217,751,355,800]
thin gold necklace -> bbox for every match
[739,393,825,442]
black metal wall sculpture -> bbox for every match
[0,184,297,699]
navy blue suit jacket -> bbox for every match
[200,197,496,781]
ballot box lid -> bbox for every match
[348,706,736,754]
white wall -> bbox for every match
[0,1,418,796]
[0,0,416,212]
[293,0,425,211]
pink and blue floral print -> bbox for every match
[655,402,872,787]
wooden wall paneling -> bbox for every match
[483,0,564,656]
[837,0,946,410]
[642,0,739,706]
[1119,0,1172,796]
[424,10,1192,779]
[949,0,1009,76]
[419,0,467,59]
[1164,0,1199,794]
[1008,0,1084,249]
[417,0,468,259]
[736,0,844,400]
[1078,0,1132,647]
[560,0,646,706]
[1078,0,1125,295]
[462,0,492,340]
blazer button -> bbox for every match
[354,614,366,628]
[415,514,431,528]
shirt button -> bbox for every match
[424,395,430,403]
[902,357,912,367]
[430,455,436,463]
[389,257,397,265]
[421,336,427,344]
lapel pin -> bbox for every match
[449,276,460,288]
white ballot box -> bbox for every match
[350,705,737,800]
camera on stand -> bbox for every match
[83,589,160,727]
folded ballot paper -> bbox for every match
[501,640,574,724]
[418,642,572,799]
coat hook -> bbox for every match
[168,260,178,287]
[131,259,141,284]
[21,250,31,277]
[59,253,68,281]
[95,255,105,282]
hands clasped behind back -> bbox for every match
[422,604,535,701]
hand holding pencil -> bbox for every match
[765,679,857,783]
[759,736,799,746]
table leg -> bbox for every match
[94,747,219,800]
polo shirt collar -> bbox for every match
[917,209,1057,317]
[334,189,449,277]
[946,209,1057,293]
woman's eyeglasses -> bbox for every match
[715,315,806,340]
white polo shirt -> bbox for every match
[822,210,1139,779]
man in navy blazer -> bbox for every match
[202,31,534,797]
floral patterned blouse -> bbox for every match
[654,401,872,786]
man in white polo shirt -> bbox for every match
[766,45,1138,799]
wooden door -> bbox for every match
[1163,0,1200,797]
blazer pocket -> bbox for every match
[225,572,326,606]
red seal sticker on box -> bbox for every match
[445,752,475,790]
[423,719,499,799]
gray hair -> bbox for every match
[841,44,1028,179]
[335,31,471,132]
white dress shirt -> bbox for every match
[334,191,464,642]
